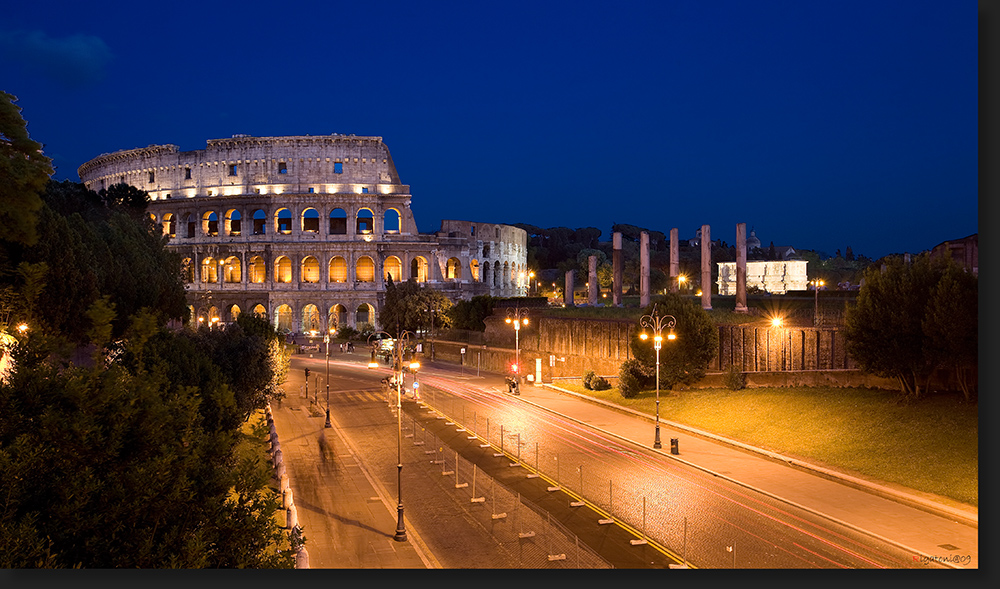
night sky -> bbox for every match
[1,1,978,260]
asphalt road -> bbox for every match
[286,353,953,569]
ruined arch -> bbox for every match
[301,304,321,333]
[225,209,242,236]
[249,256,266,283]
[162,213,176,237]
[383,208,401,234]
[201,256,218,283]
[275,208,292,234]
[329,304,347,329]
[301,208,319,233]
[223,256,241,283]
[356,208,374,234]
[252,304,267,317]
[275,304,293,333]
[470,259,480,282]
[329,208,347,234]
[384,256,402,282]
[329,256,347,282]
[355,303,373,327]
[228,304,242,322]
[446,257,461,280]
[274,256,292,283]
[410,256,428,283]
[184,213,195,238]
[355,255,375,282]
[202,211,219,236]
[252,209,266,235]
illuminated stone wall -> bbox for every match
[717,260,808,295]
[78,134,528,332]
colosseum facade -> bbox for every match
[78,134,528,334]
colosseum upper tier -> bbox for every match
[78,134,528,334]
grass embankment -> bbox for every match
[555,382,978,507]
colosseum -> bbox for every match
[78,134,528,334]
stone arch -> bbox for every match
[202,211,219,236]
[252,304,267,317]
[301,255,320,283]
[355,303,373,327]
[274,256,292,283]
[383,208,401,234]
[446,257,462,280]
[493,262,501,287]
[274,304,293,333]
[252,209,266,235]
[329,256,348,282]
[503,261,510,287]
[329,304,347,329]
[384,256,402,282]
[410,256,428,283]
[184,213,195,238]
[355,256,375,282]
[162,213,176,237]
[301,304,321,333]
[470,259,480,282]
[223,255,241,283]
[301,208,320,233]
[275,208,292,234]
[249,256,266,283]
[228,304,242,322]
[329,208,347,234]
[201,256,218,283]
[225,209,242,236]
[356,208,374,234]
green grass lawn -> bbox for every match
[555,382,978,506]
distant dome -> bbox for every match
[747,229,761,249]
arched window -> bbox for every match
[446,257,461,280]
[184,213,195,238]
[410,256,428,283]
[357,209,374,234]
[355,256,375,282]
[384,256,402,282]
[223,256,241,283]
[202,211,218,237]
[274,256,292,283]
[302,208,319,233]
[383,209,400,234]
[301,304,320,333]
[355,303,372,327]
[249,256,266,283]
[329,304,347,330]
[228,304,242,322]
[226,209,242,236]
[252,304,267,318]
[275,304,293,333]
[201,257,218,283]
[329,208,347,234]
[470,259,480,282]
[162,213,176,237]
[329,256,347,282]
[482,243,491,258]
[275,209,292,234]
[301,256,320,283]
[253,209,266,235]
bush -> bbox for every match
[337,326,359,341]
[591,375,611,390]
[724,365,746,390]
[618,359,651,398]
[582,370,596,390]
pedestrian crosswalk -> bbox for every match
[328,388,394,404]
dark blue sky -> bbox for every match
[1,1,977,260]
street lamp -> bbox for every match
[390,329,418,542]
[366,332,383,369]
[678,274,687,292]
[639,303,677,449]
[505,307,529,389]
[324,328,334,428]
[810,279,825,326]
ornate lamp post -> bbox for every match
[505,307,529,385]
[390,329,418,542]
[324,327,334,428]
[639,303,676,449]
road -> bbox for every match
[283,352,955,569]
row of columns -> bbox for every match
[566,223,750,313]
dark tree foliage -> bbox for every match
[0,316,295,568]
[380,277,452,335]
[448,295,497,331]
[0,92,53,247]
[621,294,719,395]
[844,254,978,400]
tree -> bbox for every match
[380,278,452,335]
[0,92,53,247]
[844,253,974,399]
[621,294,718,395]
[448,295,496,331]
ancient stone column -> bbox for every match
[640,231,650,308]
[669,228,679,293]
[613,232,623,306]
[736,223,748,313]
[701,224,712,310]
[564,270,575,307]
[588,255,598,306]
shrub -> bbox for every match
[337,326,359,341]
[618,359,651,398]
[724,365,746,390]
[582,370,596,390]
[591,375,611,391]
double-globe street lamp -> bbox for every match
[366,328,417,542]
[505,307,529,391]
[810,279,825,326]
[639,303,677,449]
[324,327,335,429]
